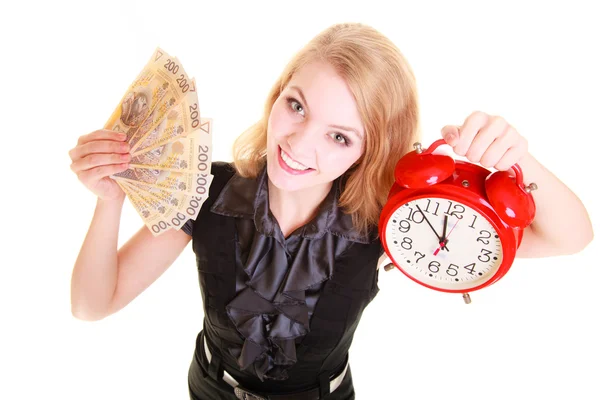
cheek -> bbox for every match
[318,147,362,173]
[268,103,293,138]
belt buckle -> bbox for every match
[234,386,268,400]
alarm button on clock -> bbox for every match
[394,151,455,189]
[485,170,536,229]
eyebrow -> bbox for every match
[290,85,364,140]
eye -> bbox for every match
[330,132,351,147]
[285,96,304,116]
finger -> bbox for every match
[70,140,130,161]
[466,116,508,163]
[77,129,127,146]
[82,140,131,157]
[77,163,130,184]
[480,126,525,169]
[71,152,132,173]
[440,125,460,146]
[493,144,528,171]
[479,131,517,168]
[453,111,489,156]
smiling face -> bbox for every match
[266,61,365,193]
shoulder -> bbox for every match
[211,160,236,178]
[181,161,237,236]
[210,159,237,184]
[208,161,237,195]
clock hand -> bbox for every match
[442,215,448,241]
[434,217,460,256]
[437,214,449,251]
[416,205,450,251]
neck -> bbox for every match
[268,179,332,233]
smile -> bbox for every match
[278,146,314,174]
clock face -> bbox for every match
[383,196,503,291]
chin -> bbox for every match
[267,163,307,191]
[266,160,314,193]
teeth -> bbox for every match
[280,148,310,171]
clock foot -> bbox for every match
[383,263,395,272]
[462,293,472,304]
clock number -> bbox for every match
[401,237,413,250]
[414,251,425,263]
[445,201,465,219]
[407,207,425,224]
[463,263,476,275]
[478,248,492,263]
[428,261,441,273]
[477,230,492,245]
[398,219,411,233]
[446,264,459,277]
[424,199,440,216]
[468,214,478,229]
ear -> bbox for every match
[394,142,455,188]
[484,168,536,229]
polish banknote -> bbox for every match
[104,47,213,236]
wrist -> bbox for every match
[515,152,543,182]
[97,193,126,208]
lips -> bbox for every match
[277,145,315,175]
[279,146,313,168]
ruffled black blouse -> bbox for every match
[183,161,384,392]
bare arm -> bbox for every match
[70,195,192,321]
[516,153,593,258]
[107,222,191,316]
[70,195,124,320]
[69,129,193,321]
[71,195,191,321]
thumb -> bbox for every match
[441,125,460,146]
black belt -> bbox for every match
[202,335,349,400]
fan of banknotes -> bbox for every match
[104,47,214,236]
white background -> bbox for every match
[1,0,599,399]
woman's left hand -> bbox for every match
[441,111,529,171]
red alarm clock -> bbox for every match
[379,139,537,303]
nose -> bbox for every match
[285,123,318,163]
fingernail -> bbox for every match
[444,133,456,144]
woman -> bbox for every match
[68,23,593,399]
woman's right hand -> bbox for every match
[69,130,132,201]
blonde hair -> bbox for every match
[232,22,421,239]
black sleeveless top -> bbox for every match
[183,161,384,394]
